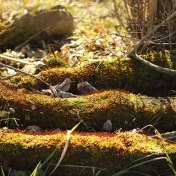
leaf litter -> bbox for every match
[0,0,123,127]
[0,0,126,71]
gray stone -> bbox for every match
[102,119,113,132]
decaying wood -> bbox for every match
[1,131,175,175]
[130,53,176,76]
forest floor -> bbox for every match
[1,1,176,176]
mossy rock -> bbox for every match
[0,5,74,50]
[0,85,176,132]
[1,51,176,96]
[0,131,176,175]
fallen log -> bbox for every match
[0,131,176,175]
[1,54,176,96]
[0,85,176,132]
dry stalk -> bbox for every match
[128,10,176,55]
[113,0,176,52]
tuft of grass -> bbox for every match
[59,154,173,176]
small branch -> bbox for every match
[0,118,20,126]
[0,54,32,65]
[0,62,50,87]
[76,112,88,129]
[152,31,176,42]
[130,53,176,76]
[14,26,50,51]
[149,42,176,45]
[113,0,125,29]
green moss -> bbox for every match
[67,97,87,109]
[0,110,9,118]
[143,50,173,68]
[46,57,69,68]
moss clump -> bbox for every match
[143,50,173,68]
[0,131,176,175]
[46,57,69,68]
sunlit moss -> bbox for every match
[0,131,176,175]
[143,50,173,68]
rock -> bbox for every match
[102,119,112,132]
[77,81,98,95]
[0,5,74,50]
[25,125,43,133]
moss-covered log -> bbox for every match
[0,85,176,132]
[1,51,176,96]
[0,131,176,175]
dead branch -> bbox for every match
[130,53,176,76]
[14,26,50,51]
[0,62,50,86]
[0,54,32,65]
[126,11,176,76]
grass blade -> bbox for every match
[39,120,82,171]
[30,162,41,176]
[165,152,176,174]
[61,164,109,175]
[1,166,5,176]
[112,156,166,176]
[49,130,71,176]
[95,168,109,176]
[43,160,52,176]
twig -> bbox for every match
[14,26,50,51]
[72,33,135,55]
[76,112,88,128]
[152,31,176,42]
[113,0,126,29]
[130,53,176,76]
[0,62,50,87]
[0,118,20,126]
[149,42,176,45]
[0,54,32,65]
[128,11,176,56]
